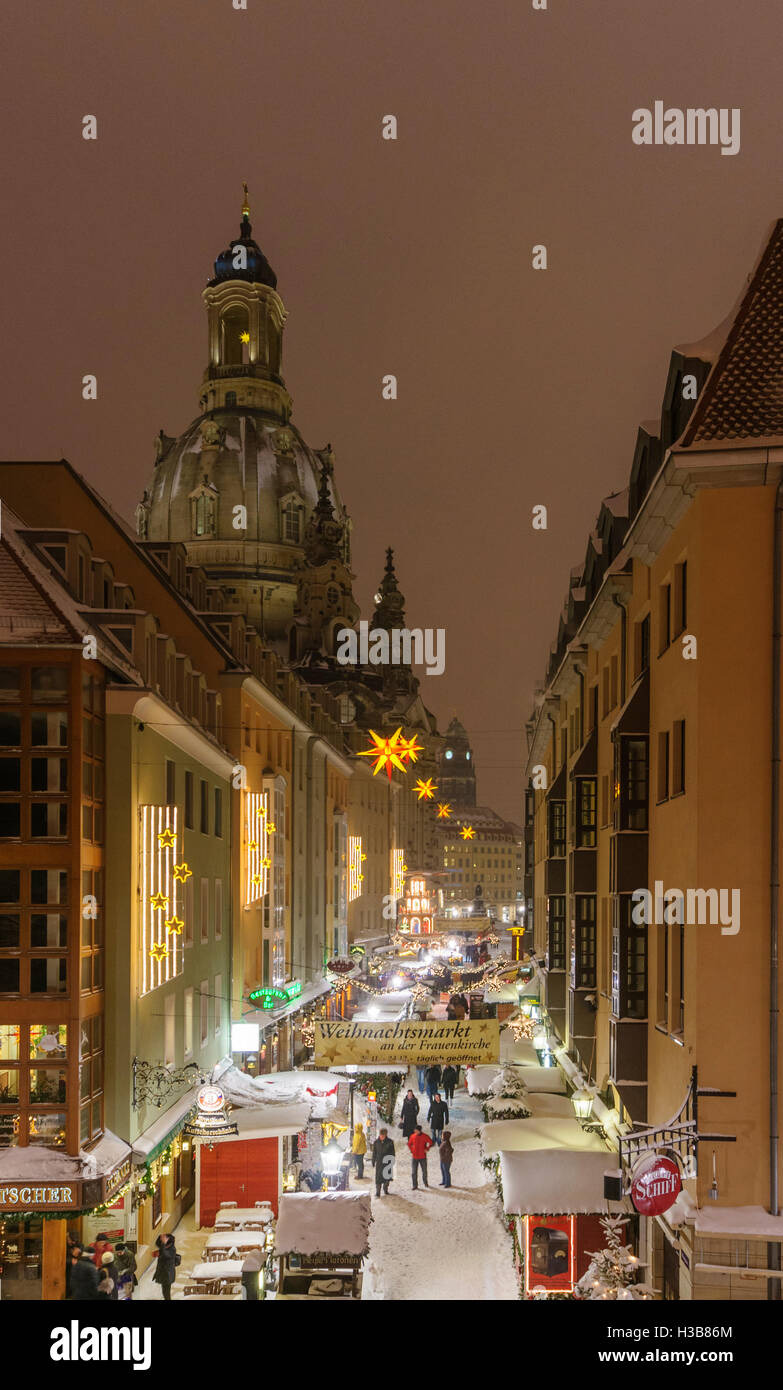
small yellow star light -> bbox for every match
[240,331,250,344]
[247,839,258,851]
[266,822,276,833]
[261,857,272,869]
[149,891,169,911]
[256,806,267,817]
[164,916,184,936]
[460,825,475,841]
[251,873,263,887]
[414,778,437,801]
[172,862,192,883]
[157,827,177,849]
[149,941,169,963]
[436,803,453,820]
[358,728,408,780]
[398,734,424,765]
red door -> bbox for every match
[199,1137,280,1226]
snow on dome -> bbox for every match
[500,1148,620,1216]
[480,1116,605,1159]
[275,1191,373,1257]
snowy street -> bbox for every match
[361,1072,518,1301]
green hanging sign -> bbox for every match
[248,979,302,1009]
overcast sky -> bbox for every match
[2,0,780,818]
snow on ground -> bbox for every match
[361,1069,518,1301]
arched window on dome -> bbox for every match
[189,480,218,538]
[338,694,356,725]
[220,307,250,367]
[279,492,305,545]
[225,391,237,408]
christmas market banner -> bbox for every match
[314,1018,499,1067]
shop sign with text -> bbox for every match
[315,1018,499,1067]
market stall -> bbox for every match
[274,1191,372,1299]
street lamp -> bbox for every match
[572,1088,594,1121]
[321,1136,344,1189]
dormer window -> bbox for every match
[280,493,305,545]
[189,478,218,538]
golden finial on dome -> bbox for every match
[242,182,251,219]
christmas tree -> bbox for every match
[574,1216,655,1300]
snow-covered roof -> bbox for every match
[466,1065,505,1096]
[131,1087,201,1163]
[694,1205,783,1240]
[517,1065,567,1094]
[0,1129,130,1182]
[500,1148,618,1216]
[275,1192,373,1257]
[483,983,519,1003]
[232,1104,311,1138]
[499,1036,540,1066]
[215,1064,339,1109]
[483,1096,530,1118]
[329,1064,408,1076]
[480,1116,605,1158]
[524,1093,575,1119]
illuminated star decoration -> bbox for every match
[157,827,176,849]
[164,916,184,936]
[240,331,250,343]
[460,825,475,841]
[398,734,424,765]
[172,862,192,883]
[357,728,408,780]
[266,822,276,833]
[436,803,453,820]
[414,778,437,801]
[149,891,169,911]
[149,941,169,963]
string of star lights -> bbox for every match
[245,790,272,906]
[141,805,187,993]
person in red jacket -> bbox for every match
[407,1125,434,1189]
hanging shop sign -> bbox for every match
[326,957,358,976]
[0,1183,84,1210]
[630,1153,682,1216]
[349,945,366,957]
[247,979,302,1010]
[314,1018,499,1067]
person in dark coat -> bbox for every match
[98,1252,118,1300]
[65,1241,83,1299]
[439,1130,455,1188]
[425,1063,442,1101]
[441,1064,457,1102]
[71,1250,100,1300]
[400,1089,420,1138]
[371,1128,396,1197]
[427,1093,449,1144]
[153,1232,178,1300]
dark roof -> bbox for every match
[209,212,277,290]
[681,219,783,448]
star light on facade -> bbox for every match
[149,941,169,963]
[357,728,408,779]
[149,891,169,911]
[436,803,453,819]
[414,778,437,800]
[398,734,424,764]
[164,916,184,936]
[172,862,192,883]
[157,828,176,849]
[460,825,475,840]
[240,331,250,343]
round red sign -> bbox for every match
[630,1154,682,1215]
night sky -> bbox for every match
[3,0,780,819]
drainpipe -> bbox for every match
[612,593,628,705]
[769,479,783,1298]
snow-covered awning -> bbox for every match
[0,1128,130,1183]
[480,1116,605,1158]
[500,1148,621,1216]
[693,1205,783,1240]
[500,1037,540,1066]
[517,1065,567,1094]
[131,1086,200,1164]
[483,983,519,1003]
[275,1191,373,1257]
[229,1104,311,1139]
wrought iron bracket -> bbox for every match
[132,1056,205,1111]
[618,1066,736,1182]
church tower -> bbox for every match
[438,716,476,807]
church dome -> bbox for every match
[210,213,277,290]
[145,411,343,549]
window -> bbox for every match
[214,787,223,838]
[618,737,648,831]
[635,614,650,676]
[31,667,68,702]
[547,897,566,970]
[215,879,223,941]
[283,501,302,543]
[200,879,209,944]
[572,896,596,988]
[657,731,670,802]
[165,759,176,805]
[225,390,237,408]
[183,878,194,947]
[184,771,194,829]
[612,896,647,1019]
[575,778,597,848]
[184,988,194,1058]
[30,958,68,994]
[659,582,671,653]
[164,995,176,1069]
[672,720,686,795]
[199,780,209,834]
[673,561,687,636]
[547,800,566,858]
[199,983,208,1046]
[214,975,223,1036]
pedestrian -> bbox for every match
[241,1248,265,1300]
[91,1232,114,1268]
[70,1249,100,1301]
[65,1241,82,1299]
[114,1242,137,1299]
[428,1092,449,1144]
[416,1065,428,1094]
[400,1089,420,1138]
[439,1130,455,1188]
[425,1062,442,1102]
[152,1232,179,1301]
[441,1064,457,1102]
[407,1125,433,1189]
[98,1251,118,1300]
[351,1122,367,1179]
[371,1127,396,1197]
[452,1064,461,1090]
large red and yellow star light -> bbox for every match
[436,802,452,820]
[358,728,424,780]
[414,778,437,801]
[460,824,476,840]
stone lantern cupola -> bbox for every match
[200,184,292,420]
